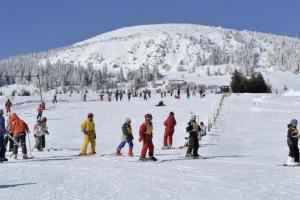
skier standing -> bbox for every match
[139,113,157,161]
[286,119,300,166]
[5,99,12,114]
[79,113,96,156]
[162,112,177,149]
[7,113,30,159]
[186,115,201,158]
[4,115,13,152]
[37,103,43,120]
[0,109,7,162]
[52,94,58,104]
[116,118,134,157]
[33,118,48,151]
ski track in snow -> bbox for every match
[1,93,300,199]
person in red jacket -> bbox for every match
[162,112,177,149]
[139,113,157,161]
[5,99,12,114]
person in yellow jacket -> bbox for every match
[79,113,96,156]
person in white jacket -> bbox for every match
[33,118,49,151]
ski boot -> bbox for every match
[138,156,147,162]
[116,148,122,156]
[161,146,168,150]
[148,152,157,161]
[128,148,133,157]
[11,154,17,159]
[185,153,192,158]
[88,152,96,155]
[78,152,87,156]
[192,154,200,159]
[23,154,29,160]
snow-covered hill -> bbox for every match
[1,24,300,90]
[42,24,300,75]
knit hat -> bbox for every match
[125,118,131,123]
[290,119,298,127]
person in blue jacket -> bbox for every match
[0,109,8,162]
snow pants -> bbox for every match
[6,107,11,114]
[118,140,133,150]
[13,133,27,155]
[0,136,6,159]
[288,137,299,162]
[37,111,42,120]
[81,133,96,154]
[34,136,43,151]
[141,137,154,158]
[163,131,174,147]
[187,132,199,156]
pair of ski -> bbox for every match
[5,133,34,159]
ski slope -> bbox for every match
[0,92,300,200]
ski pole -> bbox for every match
[27,133,33,157]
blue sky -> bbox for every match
[0,0,299,59]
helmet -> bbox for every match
[145,113,152,120]
[169,111,174,116]
[125,118,131,123]
[87,113,94,119]
[190,115,197,121]
[290,119,298,127]
[42,117,47,122]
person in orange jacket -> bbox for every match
[138,113,157,161]
[162,112,177,149]
[6,113,30,159]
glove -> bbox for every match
[82,130,87,134]
[34,134,36,138]
[139,136,143,142]
[94,134,96,139]
[46,130,49,135]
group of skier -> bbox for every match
[0,99,50,162]
[78,110,206,161]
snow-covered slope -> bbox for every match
[1,93,300,200]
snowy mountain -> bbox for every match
[1,24,300,90]
[41,24,300,74]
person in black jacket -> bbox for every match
[0,109,8,162]
[286,119,300,166]
[186,115,201,158]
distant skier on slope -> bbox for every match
[186,115,201,158]
[286,119,300,166]
[5,99,12,114]
[7,113,30,159]
[37,103,43,120]
[138,113,157,161]
[116,118,134,157]
[0,109,8,162]
[79,113,96,156]
[162,112,177,149]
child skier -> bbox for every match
[79,113,96,156]
[7,113,30,159]
[162,112,177,149]
[139,113,157,161]
[33,117,49,151]
[116,118,134,157]
[37,103,43,120]
[286,119,300,166]
[186,115,201,158]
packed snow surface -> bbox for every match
[0,92,300,200]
